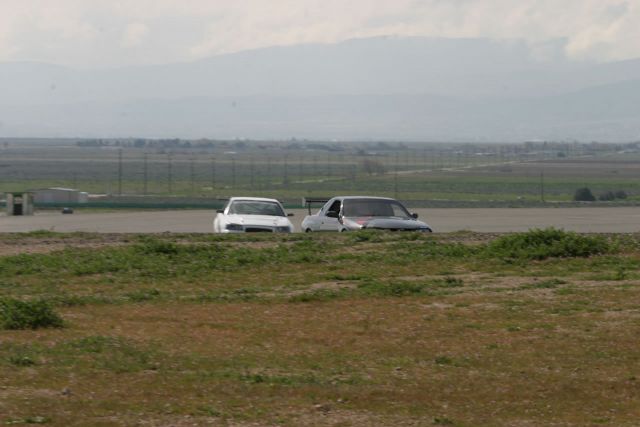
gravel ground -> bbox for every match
[1,207,640,233]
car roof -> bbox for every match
[333,196,396,201]
[228,197,282,204]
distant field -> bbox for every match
[1,140,639,205]
[2,230,640,425]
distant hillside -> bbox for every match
[0,36,639,141]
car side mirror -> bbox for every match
[216,209,224,213]
[411,213,419,219]
[326,211,339,218]
[287,213,294,217]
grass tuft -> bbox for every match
[359,280,427,297]
[135,237,180,254]
[485,228,612,260]
[5,416,50,424]
[0,298,64,330]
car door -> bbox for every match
[319,199,342,231]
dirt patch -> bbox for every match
[0,235,129,256]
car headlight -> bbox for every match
[274,226,292,233]
[225,223,244,231]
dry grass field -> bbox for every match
[2,230,640,426]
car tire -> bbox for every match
[305,228,312,233]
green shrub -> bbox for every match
[439,277,464,288]
[358,280,427,297]
[135,238,180,255]
[0,298,64,330]
[598,191,616,201]
[125,288,162,302]
[5,416,50,424]
[66,336,157,373]
[8,354,37,367]
[404,240,476,259]
[349,230,384,243]
[574,187,596,202]
[597,190,629,201]
[434,356,453,365]
[486,228,611,260]
[615,190,628,200]
[288,289,343,303]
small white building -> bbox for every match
[30,188,89,204]
[4,192,35,216]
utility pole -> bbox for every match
[167,153,172,194]
[117,148,123,195]
[231,157,236,188]
[210,157,216,190]
[190,158,195,194]
[250,157,255,190]
[394,152,399,199]
[143,153,148,195]
[298,156,304,183]
[540,171,545,203]
[266,156,271,189]
[283,155,289,186]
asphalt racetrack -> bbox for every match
[1,207,639,233]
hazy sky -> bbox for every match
[0,0,638,67]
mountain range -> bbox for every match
[0,36,639,141]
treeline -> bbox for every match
[574,187,628,202]
[74,138,640,159]
[75,138,347,152]
[76,138,219,149]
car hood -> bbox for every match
[347,217,430,230]
[225,214,291,227]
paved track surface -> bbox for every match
[1,208,639,233]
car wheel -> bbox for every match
[305,228,312,233]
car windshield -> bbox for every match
[228,201,285,216]
[342,199,411,219]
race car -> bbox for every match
[301,196,432,232]
[213,197,294,233]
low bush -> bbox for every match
[574,187,595,202]
[0,298,64,330]
[358,280,428,297]
[485,228,611,260]
[598,190,628,201]
[615,190,628,200]
[9,354,37,367]
[65,335,158,373]
[598,191,616,201]
[288,289,344,303]
[135,237,180,255]
[397,240,477,259]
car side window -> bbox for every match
[325,200,341,216]
[392,203,409,218]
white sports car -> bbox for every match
[301,196,432,232]
[213,197,294,233]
